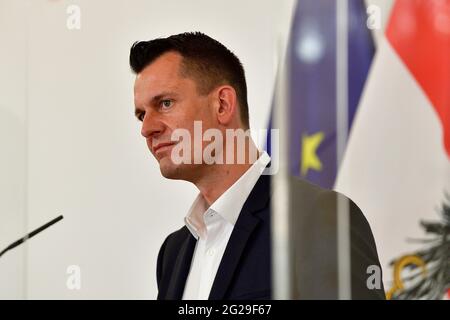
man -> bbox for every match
[130,32,385,300]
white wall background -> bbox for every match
[0,0,28,300]
[0,0,296,299]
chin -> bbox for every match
[158,159,199,182]
[158,159,184,180]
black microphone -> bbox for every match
[0,215,64,259]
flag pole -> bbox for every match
[336,0,352,300]
[272,18,294,300]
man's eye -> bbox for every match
[160,99,173,109]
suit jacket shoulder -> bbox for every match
[290,177,385,299]
[156,226,195,299]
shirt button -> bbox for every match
[206,248,215,256]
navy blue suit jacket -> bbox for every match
[156,173,385,300]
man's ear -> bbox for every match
[214,85,238,126]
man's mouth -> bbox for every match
[153,142,176,154]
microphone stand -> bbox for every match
[0,215,64,259]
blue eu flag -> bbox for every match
[267,0,374,189]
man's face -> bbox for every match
[134,52,215,180]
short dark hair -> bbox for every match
[129,32,249,128]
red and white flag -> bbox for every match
[335,0,450,299]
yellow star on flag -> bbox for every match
[301,132,324,176]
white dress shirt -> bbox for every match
[182,151,271,300]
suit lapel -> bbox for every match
[208,173,271,300]
[165,230,197,299]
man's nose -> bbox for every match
[141,111,164,139]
